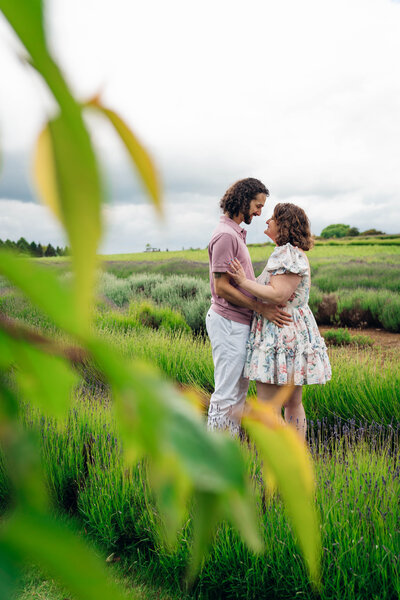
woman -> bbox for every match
[228,202,331,439]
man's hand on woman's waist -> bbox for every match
[254,301,292,328]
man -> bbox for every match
[206,178,291,435]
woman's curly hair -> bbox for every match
[273,203,314,251]
[220,178,269,219]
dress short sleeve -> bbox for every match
[267,243,308,276]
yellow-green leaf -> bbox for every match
[86,96,162,214]
[33,124,62,221]
[244,416,321,585]
[2,0,104,325]
[40,115,102,325]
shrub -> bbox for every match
[347,227,359,236]
[181,295,211,333]
[361,228,385,236]
[336,288,400,331]
[314,293,338,325]
[97,272,132,307]
[128,273,162,296]
[320,224,351,238]
[128,300,190,334]
[322,328,374,347]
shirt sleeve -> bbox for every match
[267,243,308,276]
[210,233,237,272]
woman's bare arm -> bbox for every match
[213,273,292,326]
[228,258,300,304]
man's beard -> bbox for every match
[243,205,252,225]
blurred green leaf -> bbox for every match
[34,115,102,328]
[0,251,83,338]
[0,507,136,600]
[1,0,103,325]
[14,342,79,422]
[0,542,21,600]
[90,338,251,492]
[0,381,20,421]
[186,491,221,584]
[33,124,63,221]
[164,402,247,492]
[149,455,192,549]
[0,328,14,369]
[90,338,262,565]
[3,428,49,513]
[244,417,320,585]
[86,96,162,214]
[0,0,46,57]
[224,487,262,553]
[0,2,320,591]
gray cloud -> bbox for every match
[0,153,35,202]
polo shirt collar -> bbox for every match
[220,215,247,241]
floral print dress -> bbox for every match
[244,243,331,385]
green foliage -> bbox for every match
[0,238,67,257]
[361,228,385,235]
[347,227,359,236]
[320,224,351,239]
[44,243,57,257]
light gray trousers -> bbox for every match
[206,308,250,436]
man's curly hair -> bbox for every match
[273,203,314,251]
[220,178,269,220]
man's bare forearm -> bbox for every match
[214,275,265,312]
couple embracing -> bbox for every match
[206,178,331,439]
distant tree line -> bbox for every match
[0,237,69,257]
[319,224,385,239]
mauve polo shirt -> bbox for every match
[208,215,256,325]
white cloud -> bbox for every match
[1,189,398,257]
[0,0,400,250]
[0,199,65,245]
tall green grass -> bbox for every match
[91,326,400,427]
[0,291,60,336]
[1,284,399,427]
[2,400,399,600]
[313,261,400,292]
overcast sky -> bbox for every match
[1,0,400,253]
